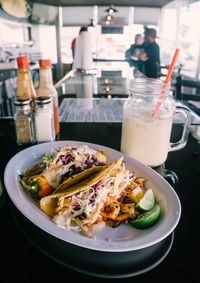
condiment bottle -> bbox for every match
[14,98,35,145]
[16,56,36,104]
[34,96,55,143]
[37,59,60,136]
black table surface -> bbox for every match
[0,118,200,282]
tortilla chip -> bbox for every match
[40,157,123,217]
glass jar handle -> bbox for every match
[169,105,191,152]
[164,169,179,189]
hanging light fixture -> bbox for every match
[106,14,113,21]
[105,20,110,25]
[102,5,116,26]
[103,15,114,26]
[105,5,118,14]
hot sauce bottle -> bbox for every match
[37,59,60,136]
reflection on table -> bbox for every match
[57,62,147,98]
[58,75,130,99]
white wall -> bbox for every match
[0,20,24,44]
[62,7,94,26]
[134,7,161,25]
[32,25,57,63]
[62,6,160,27]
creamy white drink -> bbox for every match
[121,115,173,167]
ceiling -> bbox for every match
[30,0,174,8]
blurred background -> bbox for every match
[0,1,200,77]
[0,0,200,111]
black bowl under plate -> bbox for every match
[0,178,6,212]
[11,204,174,279]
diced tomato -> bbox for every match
[34,176,53,198]
[38,184,53,198]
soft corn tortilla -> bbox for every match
[54,165,107,193]
[22,149,107,190]
[23,164,107,193]
[40,157,123,217]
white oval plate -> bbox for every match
[4,141,181,252]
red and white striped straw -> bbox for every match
[152,48,180,118]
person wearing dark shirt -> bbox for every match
[139,28,160,78]
[125,34,145,73]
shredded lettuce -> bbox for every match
[42,148,57,163]
[20,178,39,197]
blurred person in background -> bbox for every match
[125,34,145,73]
[139,28,160,78]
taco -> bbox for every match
[40,157,135,233]
[20,145,107,199]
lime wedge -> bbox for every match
[130,204,161,229]
[135,189,155,211]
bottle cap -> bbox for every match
[17,57,30,69]
[36,96,52,105]
[39,59,52,68]
[14,98,32,106]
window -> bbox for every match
[160,1,200,78]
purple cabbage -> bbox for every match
[122,196,134,204]
[56,153,74,165]
[84,155,102,169]
[60,165,82,183]
[77,213,87,220]
[73,206,81,211]
[88,181,103,205]
[92,180,103,190]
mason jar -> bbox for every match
[121,78,191,167]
